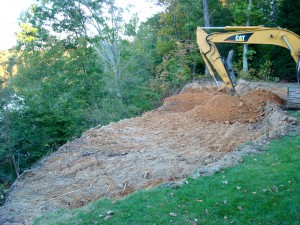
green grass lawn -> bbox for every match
[34,112,300,225]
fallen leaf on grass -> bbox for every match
[272,186,278,192]
[222,180,228,185]
[186,219,197,224]
[106,210,114,215]
[104,216,111,221]
[237,206,243,211]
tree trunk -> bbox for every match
[202,0,210,76]
[85,2,125,109]
[172,0,178,40]
[113,67,123,107]
[9,146,20,178]
[3,93,20,178]
[243,44,249,77]
[94,39,124,108]
[202,0,210,27]
[272,0,277,23]
[242,0,252,77]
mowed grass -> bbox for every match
[34,112,300,225]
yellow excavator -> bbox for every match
[196,26,300,109]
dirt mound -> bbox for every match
[0,80,298,225]
[164,89,284,123]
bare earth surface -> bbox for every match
[0,80,298,225]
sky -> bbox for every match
[0,0,164,50]
[0,0,33,50]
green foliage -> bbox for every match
[33,127,300,224]
[244,60,280,82]
[270,47,296,82]
[256,60,279,82]
[152,40,202,98]
[0,183,6,206]
[228,0,270,26]
[0,147,15,185]
[1,5,163,184]
[278,0,300,35]
[146,0,229,98]
[270,0,300,82]
[17,23,39,44]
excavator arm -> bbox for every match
[196,26,300,94]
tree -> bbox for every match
[202,0,210,28]
[23,0,138,108]
[1,27,108,184]
[0,55,23,180]
[202,0,210,76]
[242,0,252,77]
[277,0,300,34]
[272,0,277,23]
[227,0,269,77]
[269,0,300,81]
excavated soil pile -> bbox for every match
[0,80,297,225]
[164,87,284,124]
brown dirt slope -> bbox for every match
[0,80,298,225]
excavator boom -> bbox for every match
[196,26,300,94]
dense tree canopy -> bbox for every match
[0,0,299,191]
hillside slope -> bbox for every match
[0,80,298,225]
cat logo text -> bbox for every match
[235,35,246,42]
[223,33,253,42]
